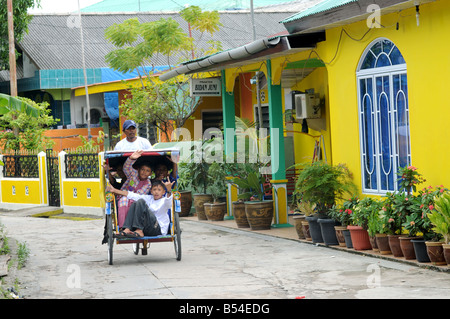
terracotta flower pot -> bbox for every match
[293,215,306,239]
[375,234,392,255]
[347,226,371,250]
[369,235,379,252]
[426,242,446,266]
[244,200,274,230]
[334,226,347,247]
[232,201,249,228]
[178,190,192,217]
[388,235,404,257]
[204,202,227,221]
[301,220,311,241]
[443,244,450,266]
[399,236,421,260]
[193,194,213,220]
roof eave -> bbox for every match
[283,0,436,34]
[159,31,325,81]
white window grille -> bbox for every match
[356,38,411,194]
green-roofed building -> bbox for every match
[81,0,306,12]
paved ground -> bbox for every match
[0,208,449,301]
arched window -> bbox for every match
[357,38,410,194]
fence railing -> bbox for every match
[0,150,105,216]
[64,153,99,178]
[2,154,39,178]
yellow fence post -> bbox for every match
[225,176,238,219]
[38,151,47,205]
[0,154,3,204]
[58,150,66,209]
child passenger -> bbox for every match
[116,150,153,228]
[107,179,175,238]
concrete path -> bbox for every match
[0,213,449,300]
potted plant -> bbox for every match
[348,197,378,250]
[176,162,193,217]
[232,169,273,231]
[231,163,260,228]
[427,190,450,265]
[334,196,359,248]
[292,161,357,244]
[387,192,412,257]
[366,201,383,252]
[181,140,213,220]
[296,200,316,241]
[375,196,396,255]
[203,162,228,221]
[412,186,447,262]
[397,165,426,196]
[399,195,423,259]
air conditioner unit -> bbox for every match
[82,107,107,125]
[293,93,321,120]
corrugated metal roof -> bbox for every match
[81,0,307,12]
[255,0,324,12]
[19,12,291,70]
[281,0,357,23]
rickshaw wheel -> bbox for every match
[174,212,182,261]
[132,243,139,255]
[107,214,114,265]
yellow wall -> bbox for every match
[291,67,331,164]
[1,180,41,204]
[183,93,240,139]
[62,181,102,208]
[291,0,450,195]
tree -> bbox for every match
[0,0,40,70]
[104,6,222,142]
[0,95,56,151]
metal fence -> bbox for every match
[2,154,39,178]
[64,153,99,178]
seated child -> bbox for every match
[107,179,175,237]
[116,150,153,228]
[154,162,177,184]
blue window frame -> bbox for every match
[357,39,410,194]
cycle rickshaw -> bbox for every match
[103,148,181,265]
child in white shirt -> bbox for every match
[107,178,175,237]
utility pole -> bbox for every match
[250,0,263,128]
[78,0,91,140]
[7,0,17,97]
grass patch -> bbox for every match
[0,222,29,299]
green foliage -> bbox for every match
[351,197,382,231]
[17,242,30,270]
[232,170,268,202]
[292,161,358,214]
[429,191,450,243]
[74,130,105,153]
[0,0,40,70]
[396,165,425,195]
[328,196,359,227]
[177,140,214,194]
[104,6,223,142]
[0,97,56,151]
[0,93,40,117]
[180,6,222,36]
[208,162,228,202]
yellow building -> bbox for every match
[159,0,449,217]
[282,0,447,195]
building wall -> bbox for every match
[44,127,105,152]
[308,0,450,194]
[291,67,331,165]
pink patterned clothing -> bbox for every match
[117,157,151,228]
